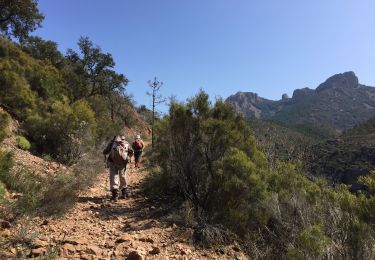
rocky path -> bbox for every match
[4,158,248,259]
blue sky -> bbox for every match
[34,0,375,112]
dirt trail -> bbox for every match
[2,147,248,259]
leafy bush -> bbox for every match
[16,136,31,150]
[151,91,269,230]
[287,225,331,259]
[25,99,96,164]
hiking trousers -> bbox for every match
[134,150,143,167]
[109,163,127,191]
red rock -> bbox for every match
[62,243,76,253]
[64,237,89,245]
[87,245,102,256]
[116,234,132,244]
[105,240,115,248]
[32,239,49,248]
[29,247,46,257]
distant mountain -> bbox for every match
[307,117,375,190]
[227,72,375,137]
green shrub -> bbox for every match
[0,167,43,216]
[150,91,270,232]
[287,225,331,259]
[0,150,13,185]
[25,100,97,164]
[16,136,31,150]
[0,112,10,141]
[0,181,6,204]
[40,173,79,215]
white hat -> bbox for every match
[114,136,122,142]
[136,134,141,139]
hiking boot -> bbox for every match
[121,188,128,199]
[111,189,119,202]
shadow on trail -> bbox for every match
[78,196,105,204]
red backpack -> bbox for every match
[134,139,143,150]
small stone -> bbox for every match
[62,243,76,253]
[32,239,49,248]
[116,234,132,244]
[30,247,46,257]
[149,246,161,255]
[105,240,115,248]
[126,250,143,260]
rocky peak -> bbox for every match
[316,71,359,92]
[292,87,314,101]
[234,91,261,103]
[282,93,289,100]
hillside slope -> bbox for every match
[307,117,375,190]
[227,72,375,137]
[248,118,319,164]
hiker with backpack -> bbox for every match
[132,134,144,168]
[103,135,133,201]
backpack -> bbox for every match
[110,143,128,167]
[134,139,143,150]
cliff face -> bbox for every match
[226,72,375,136]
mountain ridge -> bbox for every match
[226,71,375,136]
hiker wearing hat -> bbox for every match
[132,134,144,168]
[103,135,133,201]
